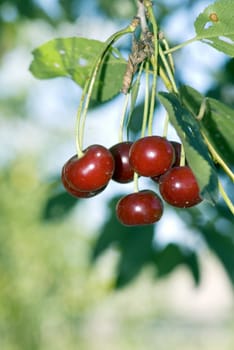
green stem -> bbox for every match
[158,66,173,92]
[159,45,178,93]
[76,18,140,155]
[141,60,150,137]
[160,33,175,73]
[218,180,234,215]
[75,80,90,158]
[164,36,198,54]
[201,131,234,182]
[145,1,158,136]
[179,144,186,167]
[119,93,130,142]
[133,172,139,192]
[162,113,169,138]
[126,60,145,140]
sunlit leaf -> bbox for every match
[194,0,234,56]
[180,85,234,167]
[29,37,127,102]
[158,92,219,204]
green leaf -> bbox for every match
[42,190,78,221]
[115,227,155,288]
[154,243,200,285]
[29,37,127,102]
[203,224,234,284]
[180,203,234,285]
[98,0,136,19]
[203,98,234,167]
[91,196,155,288]
[194,0,234,56]
[180,85,234,167]
[158,91,219,204]
[92,196,201,288]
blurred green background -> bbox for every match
[0,0,234,349]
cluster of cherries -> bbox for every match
[62,135,202,226]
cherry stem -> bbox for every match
[159,45,178,93]
[218,180,234,215]
[162,112,170,139]
[126,60,145,140]
[141,60,150,137]
[160,34,175,73]
[133,172,139,193]
[159,66,173,92]
[75,18,140,157]
[145,1,159,136]
[201,131,234,182]
[75,80,90,158]
[179,144,186,166]
[119,92,130,143]
[196,98,208,121]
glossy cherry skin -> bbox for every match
[170,141,182,167]
[116,190,164,226]
[62,145,114,192]
[159,166,202,208]
[129,136,175,177]
[109,141,134,183]
[61,169,106,198]
[151,141,182,183]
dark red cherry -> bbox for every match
[170,141,182,167]
[116,190,163,226]
[159,166,202,208]
[151,141,182,183]
[129,136,175,177]
[109,141,134,183]
[62,145,114,192]
[61,169,106,198]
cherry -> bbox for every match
[159,166,202,208]
[62,144,114,192]
[109,141,134,183]
[151,141,182,183]
[129,136,175,177]
[116,190,163,226]
[170,141,182,167]
[61,169,106,198]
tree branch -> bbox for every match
[136,0,148,32]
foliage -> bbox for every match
[0,158,111,350]
[91,195,200,288]
[30,37,127,102]
[194,0,234,56]
[1,1,234,349]
[158,92,219,203]
[28,0,234,289]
